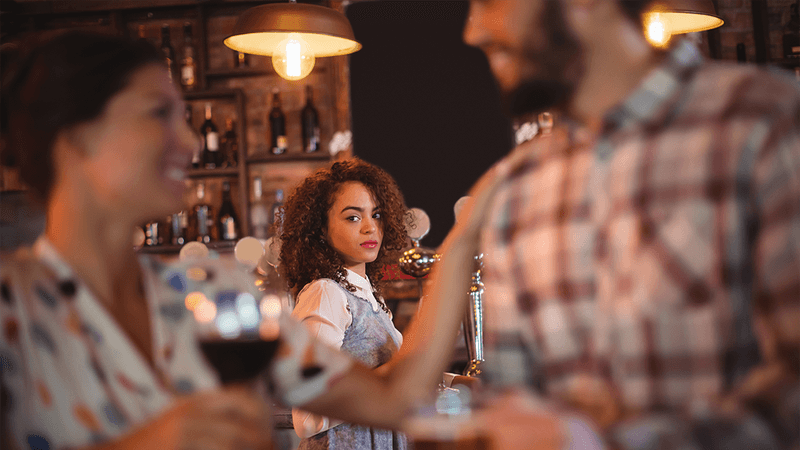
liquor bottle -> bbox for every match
[186,104,201,169]
[269,189,284,236]
[301,85,321,153]
[269,90,287,155]
[193,182,213,243]
[200,103,220,169]
[137,25,148,43]
[736,43,746,63]
[170,210,189,245]
[180,22,197,91]
[218,181,239,241]
[233,49,250,68]
[221,118,239,168]
[250,176,269,240]
[144,220,162,246]
[784,2,800,60]
[160,24,177,84]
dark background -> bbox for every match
[347,1,514,248]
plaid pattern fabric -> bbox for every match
[480,40,800,445]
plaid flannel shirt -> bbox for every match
[480,40,800,449]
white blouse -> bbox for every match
[291,269,403,438]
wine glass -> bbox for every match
[170,257,283,385]
[404,382,489,450]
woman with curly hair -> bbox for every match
[278,158,408,450]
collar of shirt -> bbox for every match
[602,39,704,136]
[343,268,380,312]
[34,236,77,281]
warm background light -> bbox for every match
[272,34,316,80]
[223,1,361,82]
[646,13,672,47]
[643,0,723,48]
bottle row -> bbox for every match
[139,177,283,247]
[187,85,322,171]
[146,22,251,92]
[268,85,321,155]
[187,102,239,170]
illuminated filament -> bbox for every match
[286,39,302,78]
[645,14,671,48]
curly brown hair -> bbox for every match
[277,158,408,300]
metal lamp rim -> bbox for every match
[224,2,362,57]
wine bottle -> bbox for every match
[170,210,189,245]
[736,43,746,63]
[250,176,269,240]
[269,189,284,236]
[160,24,177,84]
[301,85,321,153]
[221,118,239,168]
[201,103,220,169]
[181,22,197,91]
[269,90,287,155]
[193,182,213,243]
[784,2,800,60]
[144,220,162,246]
[233,50,250,68]
[218,181,239,241]
[186,104,201,170]
[137,25,148,43]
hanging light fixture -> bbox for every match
[224,0,362,81]
[643,0,724,48]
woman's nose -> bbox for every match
[179,121,201,157]
[362,218,377,233]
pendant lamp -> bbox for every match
[644,0,723,48]
[224,0,361,81]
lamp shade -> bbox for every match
[645,0,724,34]
[223,2,361,57]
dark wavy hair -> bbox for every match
[278,158,408,300]
[0,30,163,203]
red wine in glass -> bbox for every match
[199,338,281,385]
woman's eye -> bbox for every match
[346,215,360,222]
[372,212,382,220]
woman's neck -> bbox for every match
[45,183,143,308]
[345,263,367,279]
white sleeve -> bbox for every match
[290,280,351,438]
[291,279,352,348]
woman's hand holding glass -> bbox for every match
[134,388,274,450]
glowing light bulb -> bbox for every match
[272,33,315,81]
[645,13,672,48]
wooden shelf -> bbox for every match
[136,240,237,254]
[186,167,239,178]
[247,152,331,164]
[205,67,273,78]
[205,65,326,79]
[184,88,242,101]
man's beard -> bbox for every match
[504,78,574,118]
[501,0,584,118]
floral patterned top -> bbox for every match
[0,238,353,450]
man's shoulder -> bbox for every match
[688,61,800,119]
